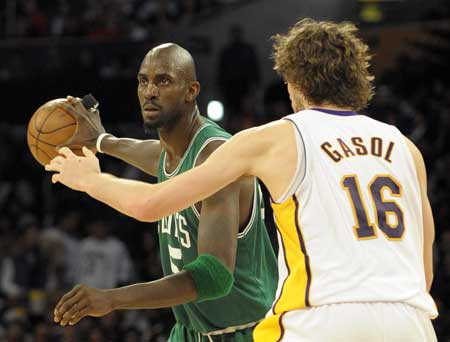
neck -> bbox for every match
[159,106,203,159]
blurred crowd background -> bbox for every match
[1,0,450,341]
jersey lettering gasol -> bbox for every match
[321,136,395,163]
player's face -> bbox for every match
[137,56,188,131]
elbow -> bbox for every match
[130,198,160,223]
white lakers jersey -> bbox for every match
[254,108,437,342]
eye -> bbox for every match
[139,77,148,86]
[159,77,170,86]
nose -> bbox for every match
[143,83,159,99]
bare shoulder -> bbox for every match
[196,120,294,160]
[232,119,294,153]
[194,120,291,167]
[193,119,297,187]
[237,119,293,137]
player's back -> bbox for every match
[270,108,436,311]
[254,108,437,341]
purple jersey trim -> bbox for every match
[311,107,358,116]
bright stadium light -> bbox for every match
[207,100,224,121]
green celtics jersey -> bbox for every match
[157,117,278,335]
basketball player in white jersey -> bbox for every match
[47,19,437,341]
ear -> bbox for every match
[186,81,200,102]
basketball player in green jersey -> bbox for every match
[52,43,277,341]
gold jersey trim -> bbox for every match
[253,195,312,341]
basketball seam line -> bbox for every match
[34,106,60,160]
[28,131,57,147]
[35,122,76,134]
[28,127,76,147]
[29,144,52,161]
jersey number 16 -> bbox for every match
[341,174,405,240]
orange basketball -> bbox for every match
[27,99,80,166]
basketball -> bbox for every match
[27,98,80,166]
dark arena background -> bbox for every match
[1,0,449,341]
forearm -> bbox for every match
[82,169,212,223]
[108,270,197,310]
[84,133,249,222]
[84,172,156,221]
[100,136,159,176]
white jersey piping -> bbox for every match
[273,118,306,203]
[163,124,211,178]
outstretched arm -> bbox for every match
[46,128,255,222]
[45,120,296,222]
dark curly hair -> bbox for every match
[272,19,374,111]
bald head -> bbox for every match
[141,43,197,82]
[137,43,201,131]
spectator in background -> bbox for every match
[218,24,260,117]
[41,210,82,289]
[4,320,27,342]
[0,222,48,342]
[56,210,82,286]
[33,320,50,342]
[43,209,81,288]
[0,223,46,303]
[76,220,134,289]
[16,0,49,37]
